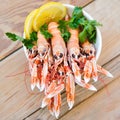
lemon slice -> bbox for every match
[24,9,38,38]
[33,2,66,31]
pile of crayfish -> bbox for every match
[27,22,113,118]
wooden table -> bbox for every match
[0,0,120,120]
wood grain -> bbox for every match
[0,0,93,60]
[0,0,120,120]
[0,0,47,60]
[24,55,120,120]
[59,78,120,120]
[0,49,45,120]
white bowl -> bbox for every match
[24,4,102,61]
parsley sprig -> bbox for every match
[58,20,71,42]
[5,31,37,49]
[69,7,84,29]
[68,7,102,43]
[40,24,52,39]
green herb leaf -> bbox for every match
[58,20,68,31]
[30,31,37,41]
[68,7,84,29]
[89,30,96,43]
[79,29,87,43]
[69,17,80,29]
[72,7,83,18]
[69,6,102,43]
[58,20,71,42]
[83,20,101,43]
[85,23,94,35]
[40,24,52,39]
[61,32,71,42]
[5,31,38,49]
[5,32,24,41]
[77,17,86,26]
[89,20,102,26]
[22,39,34,49]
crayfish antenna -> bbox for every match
[41,97,50,108]
[31,82,35,91]
[97,65,113,78]
[48,98,54,116]
[65,66,75,110]
[83,60,92,83]
[40,55,48,92]
[75,80,97,91]
[71,59,81,83]
[53,94,61,119]
[91,58,98,82]
[47,83,64,98]
[36,82,41,90]
[68,101,74,110]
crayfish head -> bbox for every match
[28,46,38,58]
[53,51,64,65]
[82,41,96,57]
[70,48,81,60]
[38,45,49,59]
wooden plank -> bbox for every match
[70,0,93,6]
[24,55,120,120]
[84,0,120,65]
[0,49,45,120]
[0,0,93,60]
[59,77,120,120]
[47,0,94,6]
[0,0,47,60]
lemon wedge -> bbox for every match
[24,9,38,38]
[33,2,66,31]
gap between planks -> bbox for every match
[0,46,22,62]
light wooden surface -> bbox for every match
[0,0,120,120]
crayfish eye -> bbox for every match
[43,48,46,53]
[28,49,32,53]
[53,55,58,60]
[58,71,64,76]
[72,54,75,58]
[85,53,89,57]
[41,48,46,56]
[59,53,63,58]
[90,50,92,54]
[62,72,64,75]
[42,52,45,56]
[78,54,81,58]
[31,50,38,57]
[34,50,38,54]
